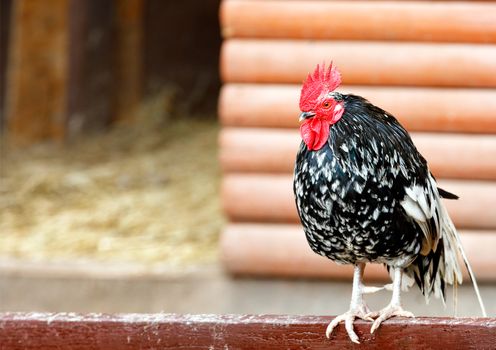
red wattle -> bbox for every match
[300,118,330,151]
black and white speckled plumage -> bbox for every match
[293,93,461,301]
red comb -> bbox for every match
[299,62,341,111]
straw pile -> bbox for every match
[0,115,222,266]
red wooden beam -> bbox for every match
[221,40,496,87]
[0,313,494,349]
[222,174,496,230]
[220,223,496,281]
[221,0,496,43]
[219,128,496,180]
[218,84,496,133]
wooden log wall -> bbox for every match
[2,313,495,349]
[218,0,496,282]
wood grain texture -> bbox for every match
[0,313,495,349]
[219,84,496,133]
[221,40,496,87]
[221,0,496,43]
[222,174,496,229]
[219,128,496,180]
[221,223,496,281]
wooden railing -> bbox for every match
[1,313,495,349]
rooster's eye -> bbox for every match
[322,101,331,109]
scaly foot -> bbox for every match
[367,304,415,333]
[326,303,374,344]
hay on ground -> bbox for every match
[0,116,223,267]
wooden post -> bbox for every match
[4,0,69,145]
[0,313,494,349]
[0,0,13,132]
[66,0,115,136]
[142,0,221,114]
[112,0,144,122]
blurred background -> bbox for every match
[0,0,495,317]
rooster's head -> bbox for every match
[299,63,344,151]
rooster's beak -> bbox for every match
[299,111,316,122]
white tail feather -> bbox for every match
[402,174,487,317]
[439,197,487,317]
[453,229,487,317]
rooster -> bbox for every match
[293,63,486,343]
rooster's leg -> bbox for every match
[326,263,374,344]
[367,266,415,333]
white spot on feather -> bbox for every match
[360,220,371,228]
[353,182,364,193]
[401,193,426,222]
[372,207,380,220]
